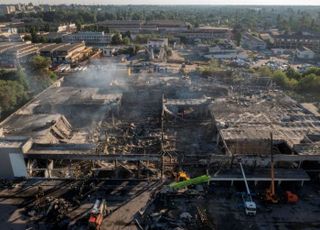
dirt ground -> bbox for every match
[206,183,320,230]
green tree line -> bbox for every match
[0,56,56,119]
[256,66,320,95]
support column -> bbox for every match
[216,134,220,146]
[67,160,72,178]
[45,160,54,178]
[137,161,141,179]
[161,94,165,152]
[27,159,35,177]
[160,155,164,181]
[114,160,118,178]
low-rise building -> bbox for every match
[0,5,16,15]
[271,48,287,55]
[0,33,23,42]
[177,27,232,42]
[272,32,320,53]
[39,42,92,64]
[241,33,267,50]
[146,20,188,33]
[295,47,315,60]
[57,23,77,33]
[102,46,122,57]
[0,24,18,34]
[147,38,169,49]
[0,42,39,68]
[204,41,239,59]
[139,24,159,33]
[0,23,21,41]
[62,31,113,47]
[98,20,142,34]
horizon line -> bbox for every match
[2,3,320,6]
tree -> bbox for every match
[30,27,39,43]
[31,56,52,71]
[166,47,173,57]
[122,37,130,45]
[234,31,242,47]
[286,67,302,81]
[44,23,50,32]
[122,31,131,39]
[257,66,273,78]
[23,34,32,41]
[297,73,320,93]
[0,79,29,116]
[272,70,297,90]
[111,32,123,45]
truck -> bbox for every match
[240,163,256,216]
[88,199,108,230]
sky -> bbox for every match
[2,0,320,5]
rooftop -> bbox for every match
[211,90,320,150]
[39,43,66,52]
[53,43,84,52]
[297,46,313,52]
[0,74,122,145]
[0,136,31,150]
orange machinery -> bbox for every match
[88,199,108,230]
[265,133,298,204]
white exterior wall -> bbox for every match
[147,39,168,48]
[296,50,315,59]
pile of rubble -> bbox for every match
[27,195,72,227]
[99,120,161,154]
[141,192,215,230]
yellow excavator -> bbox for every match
[176,171,190,182]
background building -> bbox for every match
[0,42,39,68]
[177,27,232,42]
[62,31,113,47]
[272,32,320,53]
[241,33,267,50]
[295,47,315,60]
[39,42,92,64]
[147,38,168,49]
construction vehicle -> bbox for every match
[169,175,211,190]
[240,163,256,216]
[284,191,299,203]
[176,171,190,182]
[88,199,108,230]
[265,133,279,204]
[265,133,299,204]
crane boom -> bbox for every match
[239,163,256,216]
[270,133,276,196]
[240,162,251,197]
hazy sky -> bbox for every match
[2,0,320,5]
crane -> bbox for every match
[265,133,279,204]
[265,133,298,204]
[240,162,256,216]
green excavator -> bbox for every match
[168,174,211,190]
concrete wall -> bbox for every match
[0,147,27,178]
